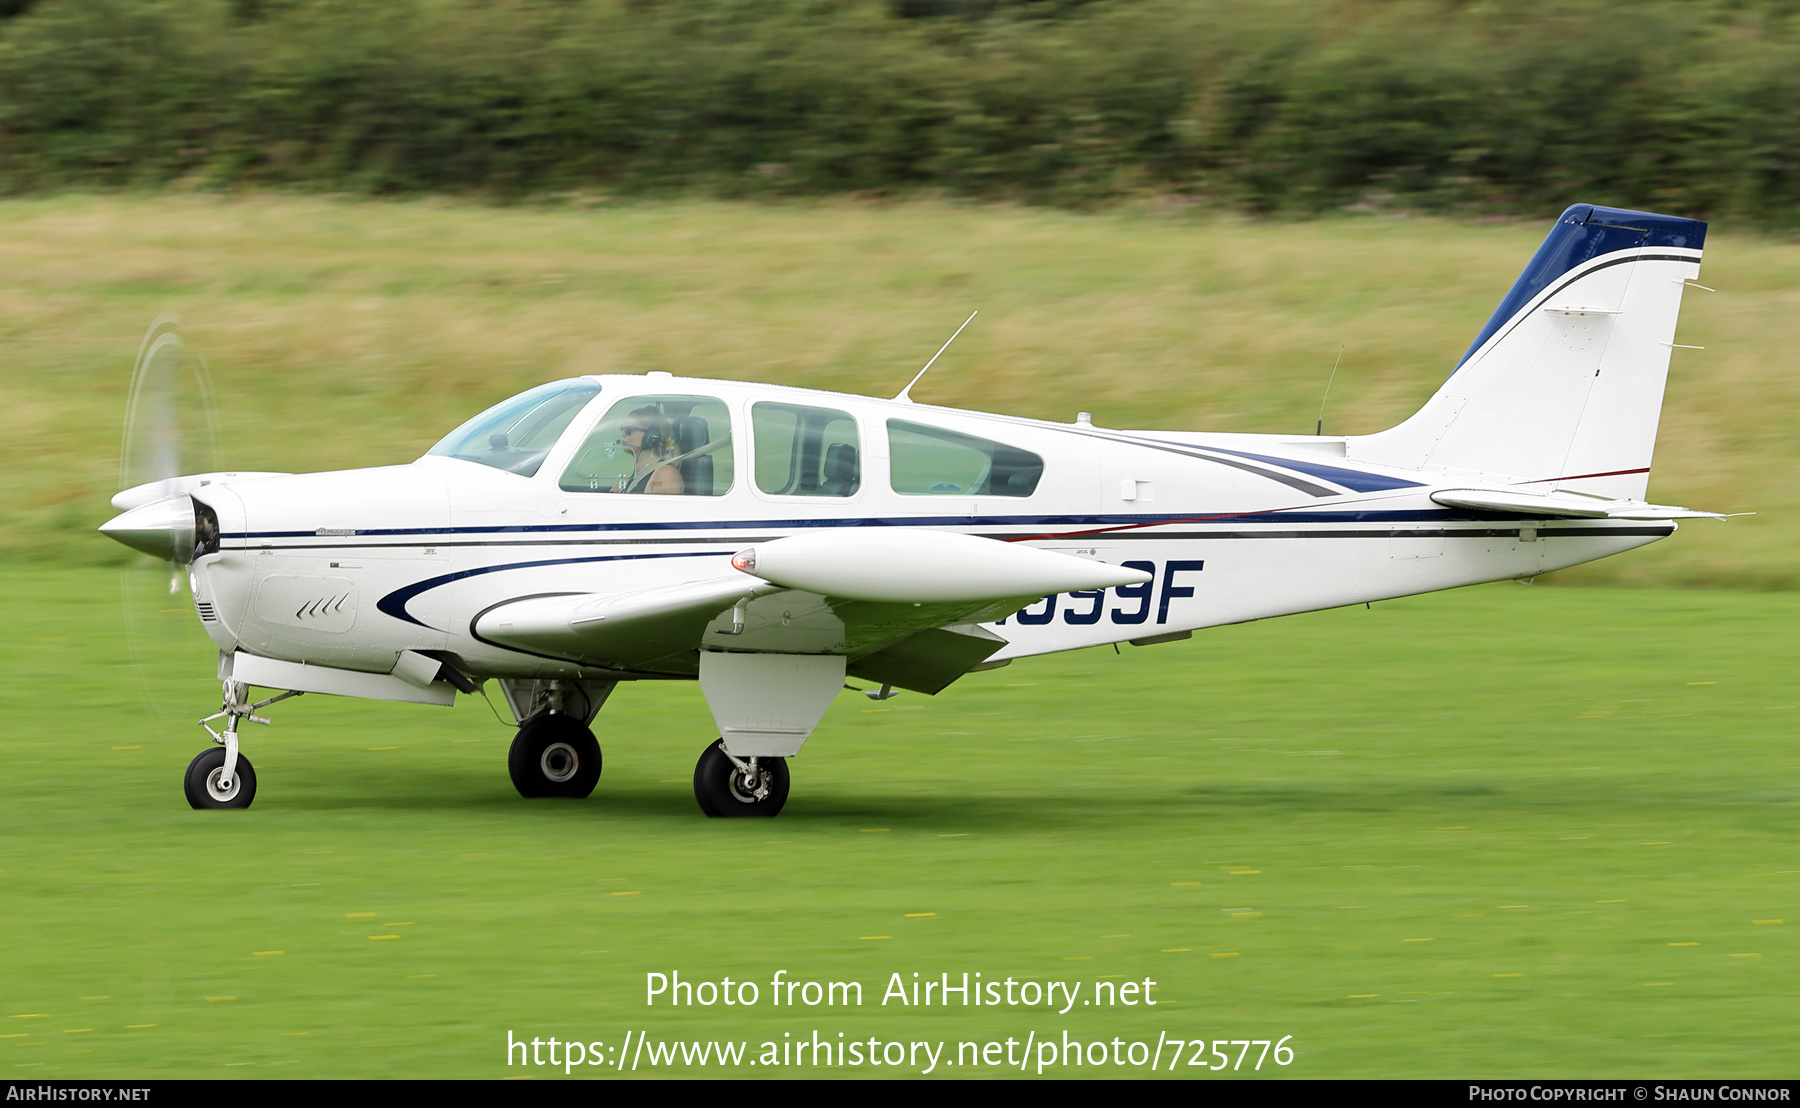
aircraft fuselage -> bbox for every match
[184,375,1668,684]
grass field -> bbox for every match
[2,566,1795,1078]
[2,194,1797,585]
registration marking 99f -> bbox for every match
[1002,560,1205,627]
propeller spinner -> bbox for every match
[98,493,201,563]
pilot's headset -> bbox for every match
[627,406,671,456]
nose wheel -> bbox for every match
[508,714,602,798]
[693,740,790,817]
[184,746,258,809]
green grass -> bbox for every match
[3,566,1796,1077]
[3,194,1798,585]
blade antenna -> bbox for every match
[1315,345,1344,436]
[895,311,977,403]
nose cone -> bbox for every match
[99,495,197,562]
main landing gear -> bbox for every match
[499,679,611,799]
[187,680,301,810]
[692,740,790,818]
[508,714,602,798]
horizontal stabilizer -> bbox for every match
[1430,487,1727,520]
[731,528,1150,603]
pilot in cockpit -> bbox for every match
[607,407,685,495]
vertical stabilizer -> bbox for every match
[1348,204,1705,499]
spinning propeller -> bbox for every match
[107,315,221,726]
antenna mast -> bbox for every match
[1315,345,1344,436]
[895,311,978,403]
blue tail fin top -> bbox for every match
[1453,204,1707,374]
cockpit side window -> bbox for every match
[753,402,860,497]
[559,395,735,496]
[426,378,602,477]
[887,419,1043,497]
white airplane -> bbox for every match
[101,203,1726,817]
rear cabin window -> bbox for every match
[753,402,861,497]
[559,395,734,496]
[886,419,1044,497]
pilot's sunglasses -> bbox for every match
[621,425,648,435]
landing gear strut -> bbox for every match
[693,740,790,817]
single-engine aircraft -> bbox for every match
[102,203,1727,816]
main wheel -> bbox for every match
[508,714,602,798]
[692,740,789,818]
[184,747,257,810]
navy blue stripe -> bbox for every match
[234,514,1223,538]
[1088,437,1338,496]
[1193,448,1424,492]
[375,550,721,629]
[227,508,1521,542]
[236,516,923,538]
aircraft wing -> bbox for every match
[1430,487,1730,520]
[472,529,1151,692]
[475,574,782,671]
[474,576,1037,691]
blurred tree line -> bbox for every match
[1,0,1797,222]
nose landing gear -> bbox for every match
[187,681,301,810]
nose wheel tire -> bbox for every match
[693,740,789,818]
[183,747,257,810]
[508,715,602,798]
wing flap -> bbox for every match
[847,623,1007,695]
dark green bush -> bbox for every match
[0,0,1796,223]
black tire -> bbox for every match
[183,747,257,810]
[692,740,789,818]
[508,714,601,799]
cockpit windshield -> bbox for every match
[425,378,602,476]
